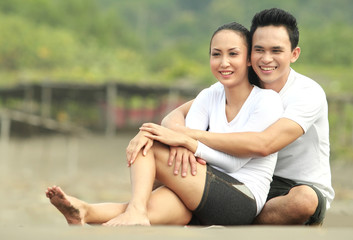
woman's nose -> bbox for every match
[220,57,230,68]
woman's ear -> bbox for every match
[247,56,252,67]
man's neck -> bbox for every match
[262,68,291,93]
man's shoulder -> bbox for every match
[287,69,326,97]
[291,69,324,91]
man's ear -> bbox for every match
[290,47,301,63]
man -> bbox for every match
[158,8,334,225]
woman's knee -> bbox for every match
[147,186,192,225]
[151,142,174,179]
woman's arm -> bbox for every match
[161,100,193,129]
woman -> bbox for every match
[46,22,283,226]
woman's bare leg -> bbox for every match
[105,142,206,226]
[46,186,126,225]
[46,185,192,226]
[105,147,157,226]
[47,141,206,226]
[106,186,192,226]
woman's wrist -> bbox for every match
[184,136,198,153]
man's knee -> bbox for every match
[287,185,318,220]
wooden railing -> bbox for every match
[1,83,352,161]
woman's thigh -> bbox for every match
[148,186,192,225]
[152,142,207,211]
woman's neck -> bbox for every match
[224,82,253,122]
[224,82,253,107]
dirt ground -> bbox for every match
[0,133,352,239]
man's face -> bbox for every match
[251,25,300,92]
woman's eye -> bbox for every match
[211,52,220,56]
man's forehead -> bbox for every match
[252,26,291,47]
[252,25,289,39]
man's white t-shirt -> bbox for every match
[276,69,334,208]
[186,83,283,214]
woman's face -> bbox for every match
[209,30,250,88]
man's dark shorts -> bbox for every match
[268,175,327,225]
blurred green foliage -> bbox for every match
[0,0,352,160]
[0,0,352,92]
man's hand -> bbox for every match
[140,123,189,147]
[126,130,153,166]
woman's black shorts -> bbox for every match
[191,165,257,225]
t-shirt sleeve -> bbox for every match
[282,85,326,133]
[195,141,251,172]
[185,86,212,130]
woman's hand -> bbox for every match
[126,130,153,166]
[169,146,198,177]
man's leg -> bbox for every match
[254,185,318,224]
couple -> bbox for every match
[46,8,334,226]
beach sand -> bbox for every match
[1,133,352,239]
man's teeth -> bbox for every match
[261,67,276,71]
[221,72,232,75]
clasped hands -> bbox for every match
[126,123,206,177]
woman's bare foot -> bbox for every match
[103,204,150,227]
[45,186,86,225]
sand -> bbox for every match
[0,133,352,239]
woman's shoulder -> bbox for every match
[252,85,280,100]
[208,82,224,91]
[250,86,283,112]
[201,82,224,96]
[195,82,224,102]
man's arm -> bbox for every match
[160,99,304,158]
[188,118,304,157]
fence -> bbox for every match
[0,83,352,161]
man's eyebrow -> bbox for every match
[253,45,284,50]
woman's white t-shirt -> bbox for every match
[186,83,283,214]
